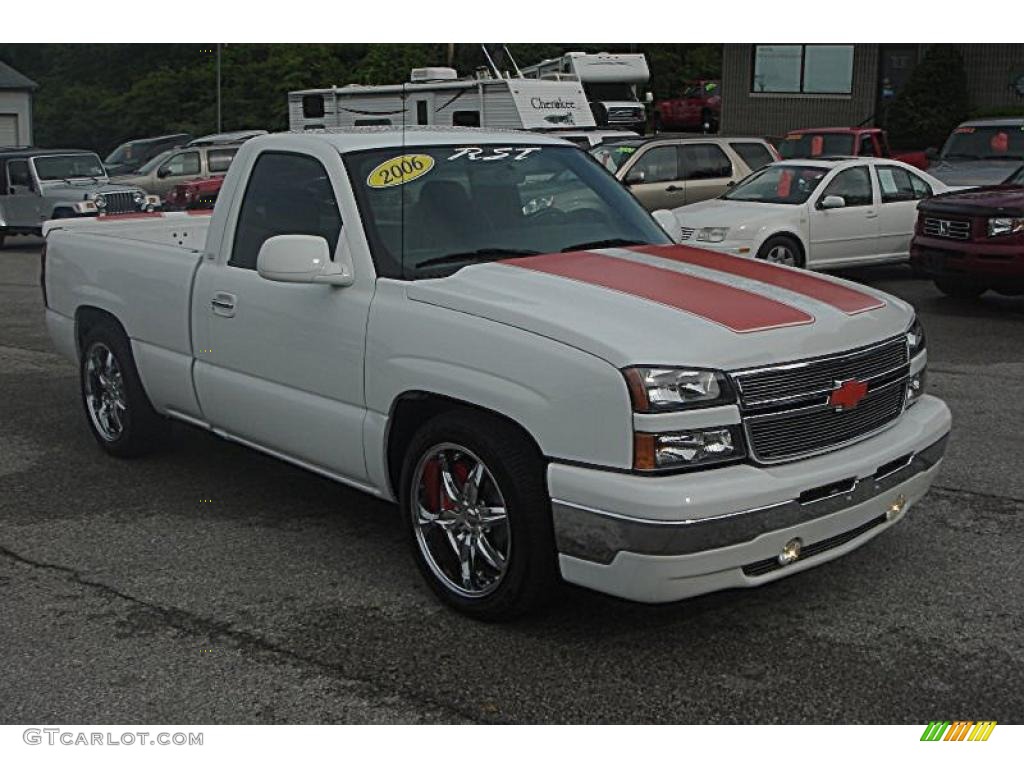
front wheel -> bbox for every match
[757,235,805,268]
[400,410,559,621]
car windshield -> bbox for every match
[344,144,671,280]
[723,164,829,204]
[32,153,107,181]
[135,150,175,175]
[1003,165,1024,185]
[941,126,1024,161]
[589,141,644,173]
[778,133,855,159]
[104,142,136,165]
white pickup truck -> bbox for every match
[42,128,951,620]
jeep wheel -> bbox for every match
[400,410,558,621]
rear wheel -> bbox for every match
[934,276,986,299]
[757,235,804,269]
[79,321,169,457]
[400,410,558,621]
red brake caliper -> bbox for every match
[422,456,470,513]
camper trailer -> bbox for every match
[521,52,650,134]
[288,67,596,134]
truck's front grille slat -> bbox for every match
[733,337,910,463]
[101,191,137,214]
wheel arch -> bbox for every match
[384,390,546,501]
[75,305,128,356]
[756,230,807,267]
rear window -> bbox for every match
[779,133,854,159]
[729,142,774,171]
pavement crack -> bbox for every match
[931,485,1024,506]
[0,544,479,723]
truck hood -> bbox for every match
[920,185,1024,217]
[926,158,1023,187]
[405,244,911,370]
[673,199,798,235]
[39,180,146,201]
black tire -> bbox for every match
[399,409,559,621]
[756,234,805,269]
[934,276,986,300]
[0,234,5,250]
[79,320,169,457]
[652,113,663,134]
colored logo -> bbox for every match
[828,379,868,411]
[366,154,434,189]
[920,721,997,742]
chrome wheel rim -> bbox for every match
[84,342,127,442]
[411,443,510,598]
[765,244,797,266]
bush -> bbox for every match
[883,45,970,150]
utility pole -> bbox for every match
[216,43,222,132]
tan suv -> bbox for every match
[109,143,243,199]
[590,135,779,210]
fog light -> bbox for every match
[778,537,802,566]
[887,494,907,521]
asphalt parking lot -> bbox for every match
[1,235,1022,724]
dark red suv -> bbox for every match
[910,165,1024,298]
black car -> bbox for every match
[103,133,192,176]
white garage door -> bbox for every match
[0,114,19,146]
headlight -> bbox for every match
[91,193,107,209]
[634,426,745,471]
[624,367,735,412]
[906,317,926,357]
[987,217,1024,237]
[133,190,145,205]
[696,226,729,243]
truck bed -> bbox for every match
[43,211,213,420]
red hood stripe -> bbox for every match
[502,251,813,333]
[632,244,885,315]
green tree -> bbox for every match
[883,44,971,150]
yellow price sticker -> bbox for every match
[366,154,435,189]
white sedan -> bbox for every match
[671,157,952,270]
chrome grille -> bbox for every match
[923,216,971,240]
[733,337,910,463]
[679,227,695,241]
[606,107,642,122]
[102,191,138,214]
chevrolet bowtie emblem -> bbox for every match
[829,379,868,411]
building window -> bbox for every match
[452,111,481,127]
[302,94,325,119]
[752,45,854,95]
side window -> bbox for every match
[416,100,429,126]
[629,146,678,183]
[452,111,481,127]
[160,151,200,177]
[858,135,880,157]
[909,172,933,200]
[7,159,32,189]
[729,142,773,171]
[876,165,915,203]
[821,166,874,207]
[302,95,325,119]
[230,152,342,271]
[680,144,732,180]
[207,149,237,174]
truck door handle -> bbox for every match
[665,185,683,192]
[865,211,879,219]
[211,292,237,317]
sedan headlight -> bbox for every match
[696,226,729,243]
[906,317,926,357]
[634,426,745,471]
[624,367,735,412]
[987,217,1024,237]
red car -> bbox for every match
[910,165,1024,298]
[165,176,223,210]
[777,127,929,170]
[653,80,721,133]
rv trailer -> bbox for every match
[521,52,650,134]
[288,67,596,133]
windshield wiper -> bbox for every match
[415,248,542,269]
[561,238,644,252]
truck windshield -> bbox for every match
[33,153,107,181]
[778,133,854,159]
[344,144,670,279]
[584,83,637,102]
[723,165,828,204]
[589,141,644,173]
[941,126,1024,161]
